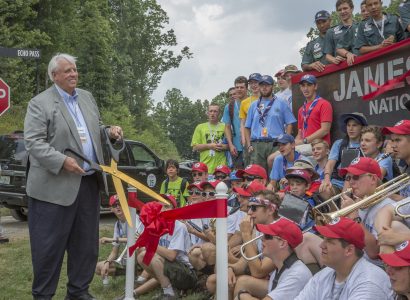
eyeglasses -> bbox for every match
[202,191,216,197]
[263,234,274,240]
[215,175,227,180]
[243,175,262,182]
[111,202,121,208]
[192,172,203,177]
[344,173,372,182]
[247,205,264,212]
[188,190,202,196]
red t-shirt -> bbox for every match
[297,98,333,145]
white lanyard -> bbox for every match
[373,15,385,39]
[208,122,219,143]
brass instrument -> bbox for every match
[395,198,410,218]
[315,174,410,224]
[312,188,352,223]
[240,235,263,261]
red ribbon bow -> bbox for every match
[129,199,227,265]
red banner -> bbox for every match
[129,199,227,265]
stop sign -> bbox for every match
[0,78,10,116]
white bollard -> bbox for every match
[215,182,229,300]
[124,187,137,300]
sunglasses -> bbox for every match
[344,173,372,182]
[188,190,202,196]
[215,174,227,180]
[263,234,274,240]
[111,202,121,208]
[247,205,264,212]
[243,175,262,182]
[192,172,203,177]
[202,191,216,197]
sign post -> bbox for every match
[0,78,10,116]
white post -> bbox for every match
[125,186,137,300]
[215,182,229,299]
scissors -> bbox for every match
[65,127,169,227]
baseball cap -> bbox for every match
[229,171,242,181]
[213,165,231,175]
[192,162,208,173]
[382,120,410,135]
[339,112,368,133]
[199,179,221,190]
[284,65,301,74]
[299,74,317,85]
[233,180,266,197]
[339,157,382,179]
[259,75,274,85]
[285,169,312,184]
[274,69,285,77]
[315,10,331,21]
[160,194,177,208]
[287,158,319,181]
[379,240,410,267]
[314,217,365,250]
[187,181,203,191]
[248,73,262,82]
[256,218,303,248]
[109,194,119,206]
[275,133,295,145]
[236,164,268,180]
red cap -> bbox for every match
[236,164,268,180]
[285,169,312,184]
[274,69,285,77]
[382,120,410,135]
[256,218,303,248]
[160,194,177,208]
[339,157,382,179]
[379,241,410,267]
[314,217,365,250]
[213,165,231,175]
[199,179,221,190]
[187,182,203,191]
[192,162,208,173]
[109,194,119,206]
[233,181,266,197]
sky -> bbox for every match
[153,0,391,103]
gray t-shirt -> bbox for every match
[267,260,312,300]
[295,257,394,300]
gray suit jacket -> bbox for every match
[24,85,105,206]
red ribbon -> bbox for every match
[362,69,410,101]
[129,199,227,265]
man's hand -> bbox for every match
[240,215,254,238]
[101,261,110,278]
[230,245,241,258]
[319,178,332,193]
[328,55,346,65]
[109,126,123,140]
[378,225,407,246]
[229,144,238,157]
[341,193,359,219]
[228,267,236,288]
[63,157,85,174]
[309,61,326,72]
[215,143,226,152]
[346,52,356,66]
[99,237,113,244]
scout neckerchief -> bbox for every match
[257,95,276,127]
[302,95,320,138]
[282,151,300,175]
[373,15,385,39]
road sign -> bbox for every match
[0,47,41,59]
[0,78,10,116]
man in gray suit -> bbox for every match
[24,53,122,300]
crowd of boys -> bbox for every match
[96,0,410,299]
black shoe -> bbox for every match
[64,292,97,300]
[0,236,9,244]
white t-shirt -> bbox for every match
[267,260,312,300]
[188,218,208,245]
[359,197,395,266]
[392,197,410,227]
[295,257,394,300]
[158,220,193,267]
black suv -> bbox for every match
[0,132,192,221]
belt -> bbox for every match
[251,138,277,143]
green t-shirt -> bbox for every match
[191,122,227,174]
[160,176,189,207]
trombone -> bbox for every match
[395,198,410,218]
[114,222,144,267]
[240,234,263,261]
[315,174,410,224]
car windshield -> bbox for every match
[0,135,26,162]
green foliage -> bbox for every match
[0,105,26,134]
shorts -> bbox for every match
[164,259,198,290]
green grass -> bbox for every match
[0,207,10,217]
[0,228,207,300]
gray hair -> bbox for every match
[48,53,77,82]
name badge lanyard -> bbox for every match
[257,95,276,128]
[208,122,219,157]
[373,16,385,39]
[302,95,320,139]
[66,97,82,128]
[283,151,300,175]
[117,221,127,238]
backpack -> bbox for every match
[332,138,363,181]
